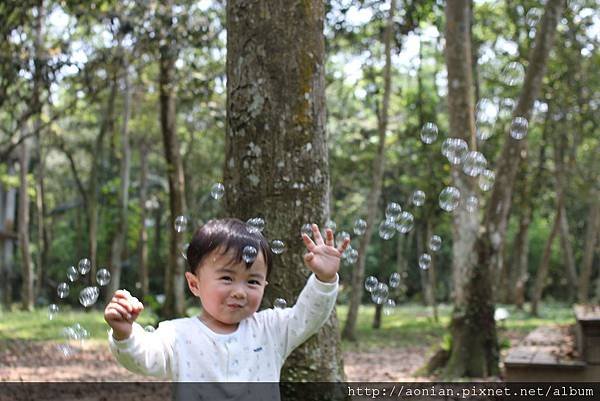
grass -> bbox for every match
[0,302,575,348]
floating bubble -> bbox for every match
[324,219,337,233]
[242,245,258,264]
[270,240,286,255]
[96,269,111,286]
[364,276,378,292]
[301,223,313,238]
[378,218,397,240]
[476,125,493,141]
[462,151,488,177]
[502,62,525,87]
[66,266,78,282]
[353,219,367,236]
[439,186,461,212]
[465,195,479,213]
[56,343,74,358]
[273,298,287,309]
[420,122,438,144]
[389,272,401,288]
[246,217,265,234]
[429,235,442,252]
[57,282,69,299]
[396,211,414,234]
[411,190,426,207]
[385,202,402,221]
[79,286,100,308]
[510,116,528,140]
[419,253,432,270]
[476,98,499,125]
[48,304,59,320]
[335,231,351,247]
[499,98,516,121]
[479,169,495,191]
[371,282,389,305]
[144,325,156,332]
[383,298,396,316]
[210,182,225,200]
[78,258,91,275]
[342,246,359,264]
[525,8,542,28]
[180,242,189,260]
[174,215,188,233]
[442,138,468,165]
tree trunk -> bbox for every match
[225,0,344,382]
[443,0,497,378]
[159,0,186,318]
[513,206,532,309]
[530,198,562,316]
[138,142,150,298]
[1,162,18,310]
[342,0,396,342]
[18,135,34,311]
[578,192,600,304]
[108,49,132,297]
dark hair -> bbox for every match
[186,218,273,278]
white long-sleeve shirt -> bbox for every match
[108,274,338,382]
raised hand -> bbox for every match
[104,289,144,341]
[301,223,351,283]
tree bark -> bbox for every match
[1,162,18,310]
[159,0,187,318]
[578,192,600,304]
[342,0,396,342]
[18,134,34,311]
[225,0,344,382]
[138,141,150,298]
[108,47,132,297]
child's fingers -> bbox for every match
[337,238,351,253]
[303,252,314,263]
[311,224,324,245]
[325,229,334,246]
[114,289,132,300]
[114,297,133,313]
[108,303,132,320]
[301,233,316,251]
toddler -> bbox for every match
[104,218,350,381]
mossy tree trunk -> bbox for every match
[225,0,344,381]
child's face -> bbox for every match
[185,247,268,333]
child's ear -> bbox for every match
[185,271,201,297]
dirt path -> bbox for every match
[0,339,429,382]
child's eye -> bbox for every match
[248,280,261,286]
[220,276,232,282]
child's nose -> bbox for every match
[230,285,246,299]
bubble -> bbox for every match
[96,269,111,286]
[476,125,493,141]
[273,298,287,309]
[465,195,479,213]
[56,343,74,358]
[342,246,359,264]
[180,242,189,260]
[429,235,442,252]
[78,258,91,275]
[210,182,225,200]
[364,276,378,292]
[476,98,499,125]
[499,98,516,121]
[420,122,438,144]
[383,299,396,316]
[396,211,414,234]
[335,231,351,246]
[324,219,337,233]
[301,223,313,238]
[57,282,69,299]
[411,190,426,207]
[242,245,258,264]
[525,7,542,28]
[510,116,528,139]
[419,253,432,270]
[78,286,100,308]
[385,202,402,221]
[462,151,487,177]
[442,138,468,165]
[479,169,495,191]
[389,272,401,288]
[48,304,59,320]
[439,186,460,212]
[270,240,286,255]
[502,62,525,87]
[66,266,78,282]
[378,218,397,240]
[144,325,156,332]
[371,282,389,305]
[353,219,367,236]
[174,215,188,233]
[246,217,265,234]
